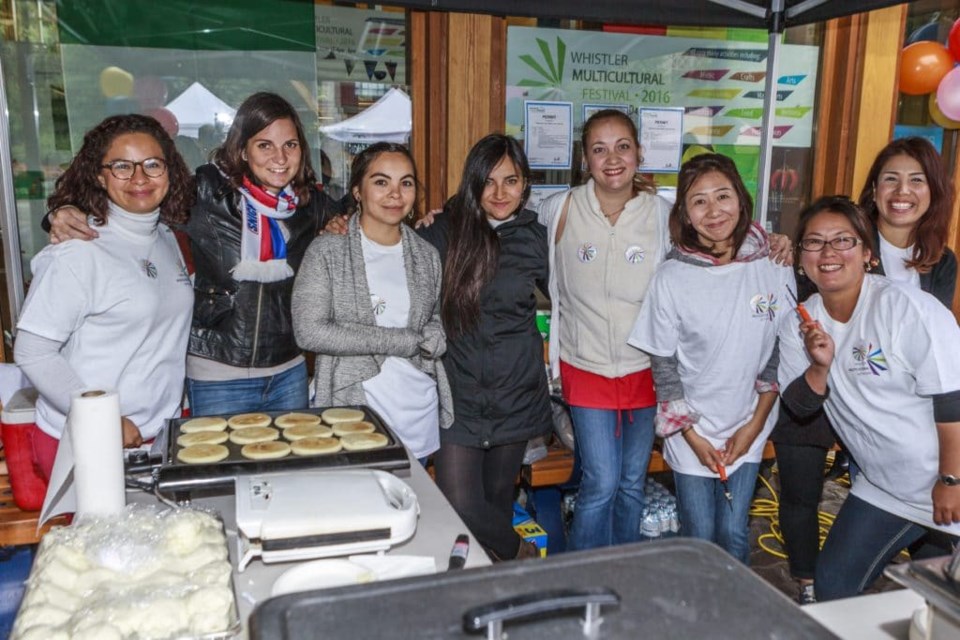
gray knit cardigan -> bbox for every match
[291,214,454,429]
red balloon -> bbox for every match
[949,18,960,61]
[899,41,955,95]
[145,107,179,137]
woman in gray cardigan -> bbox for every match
[292,143,453,462]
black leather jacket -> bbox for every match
[185,164,336,368]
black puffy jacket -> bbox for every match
[186,164,337,368]
[418,209,552,448]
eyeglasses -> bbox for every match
[101,157,167,180]
[798,236,860,252]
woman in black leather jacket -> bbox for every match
[46,93,339,416]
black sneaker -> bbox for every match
[798,583,817,605]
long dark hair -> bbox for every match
[347,142,421,219]
[857,137,952,273]
[670,153,753,257]
[442,134,531,338]
[212,92,316,204]
[581,109,656,195]
[48,114,194,226]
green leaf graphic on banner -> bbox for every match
[520,37,565,86]
[775,106,812,118]
[725,108,764,119]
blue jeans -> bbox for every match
[568,406,655,551]
[815,493,932,601]
[186,361,308,416]
[674,462,760,565]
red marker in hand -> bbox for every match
[785,285,812,324]
[717,459,733,508]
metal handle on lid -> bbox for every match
[462,587,620,639]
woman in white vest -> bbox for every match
[536,110,671,550]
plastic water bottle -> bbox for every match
[640,509,661,539]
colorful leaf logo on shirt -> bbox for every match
[750,293,778,321]
[578,242,598,263]
[852,344,887,375]
[142,259,157,279]
[624,245,645,264]
[370,294,386,315]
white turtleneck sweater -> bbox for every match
[16,202,193,440]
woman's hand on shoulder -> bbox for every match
[320,214,350,236]
[768,232,794,266]
[49,206,97,244]
[414,208,442,229]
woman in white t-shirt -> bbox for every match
[292,143,453,462]
[15,114,195,480]
[779,196,960,601]
[629,154,793,564]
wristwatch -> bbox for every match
[939,474,960,486]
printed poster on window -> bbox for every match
[315,5,406,84]
[505,26,818,149]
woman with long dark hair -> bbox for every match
[16,114,195,478]
[418,134,550,560]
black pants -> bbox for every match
[775,443,828,580]
[434,441,528,560]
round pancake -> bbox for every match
[291,436,343,456]
[177,444,229,464]
[241,441,291,460]
[282,424,333,441]
[227,413,272,429]
[228,426,280,445]
[273,413,322,429]
[339,432,389,451]
[332,421,376,436]
[179,417,228,434]
[320,408,366,424]
[177,431,229,447]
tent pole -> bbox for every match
[756,0,785,231]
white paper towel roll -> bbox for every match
[69,389,125,516]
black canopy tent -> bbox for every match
[389,0,913,225]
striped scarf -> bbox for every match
[232,176,299,283]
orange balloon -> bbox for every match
[929,93,960,129]
[900,42,955,95]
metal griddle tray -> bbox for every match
[157,405,410,494]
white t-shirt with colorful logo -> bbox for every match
[629,258,795,475]
[778,274,960,534]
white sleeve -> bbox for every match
[627,268,679,357]
[894,292,960,395]
[777,314,810,388]
[17,246,91,343]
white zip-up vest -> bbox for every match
[555,181,667,378]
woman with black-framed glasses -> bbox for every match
[14,114,196,480]
[778,196,960,601]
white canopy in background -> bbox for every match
[320,87,411,144]
[165,82,236,139]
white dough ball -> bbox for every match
[70,623,123,640]
[135,597,189,639]
[191,560,232,587]
[32,558,79,592]
[13,604,71,632]
[14,624,70,640]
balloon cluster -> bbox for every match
[98,66,179,137]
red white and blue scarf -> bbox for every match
[232,176,299,282]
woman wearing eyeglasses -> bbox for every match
[15,114,195,478]
[778,196,960,601]
[771,138,957,604]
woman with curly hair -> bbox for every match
[15,113,196,478]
